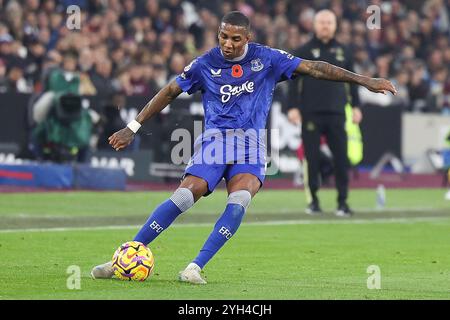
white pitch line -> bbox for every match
[0,225,141,234]
[0,205,443,216]
[0,216,449,234]
[248,206,439,214]
[0,206,442,219]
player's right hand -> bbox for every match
[108,127,135,151]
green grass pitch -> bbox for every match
[0,188,449,299]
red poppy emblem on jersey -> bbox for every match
[231,64,243,78]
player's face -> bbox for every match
[218,23,250,60]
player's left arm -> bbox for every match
[294,59,397,95]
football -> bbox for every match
[111,241,154,281]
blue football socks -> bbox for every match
[133,199,182,245]
[193,203,245,269]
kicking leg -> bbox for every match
[179,173,260,284]
[91,175,207,279]
[133,175,207,245]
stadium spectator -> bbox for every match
[409,62,430,112]
[90,58,115,98]
[125,63,153,96]
[390,69,411,109]
[0,33,16,66]
[6,62,31,93]
[428,67,449,113]
[167,52,185,81]
[0,58,8,93]
[24,39,45,90]
[78,47,94,73]
[0,0,447,116]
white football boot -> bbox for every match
[90,261,114,279]
[178,262,207,284]
[445,190,450,200]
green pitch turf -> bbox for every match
[0,188,449,299]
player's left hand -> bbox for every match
[365,78,397,95]
[108,127,135,151]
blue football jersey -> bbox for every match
[176,42,302,131]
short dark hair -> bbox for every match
[221,11,250,30]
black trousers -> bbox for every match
[302,113,349,206]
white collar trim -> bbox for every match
[221,43,249,62]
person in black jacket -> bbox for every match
[288,10,362,217]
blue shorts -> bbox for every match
[185,162,266,195]
[183,131,267,195]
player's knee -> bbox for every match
[227,190,252,211]
[169,188,194,213]
[180,175,208,200]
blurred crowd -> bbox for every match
[0,0,449,114]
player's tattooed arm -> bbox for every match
[294,59,397,95]
[108,80,183,151]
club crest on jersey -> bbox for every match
[210,68,222,77]
[231,64,243,78]
[251,59,264,72]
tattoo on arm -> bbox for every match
[296,60,368,85]
[136,80,182,124]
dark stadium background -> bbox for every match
[0,0,448,187]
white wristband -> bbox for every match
[127,120,141,133]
